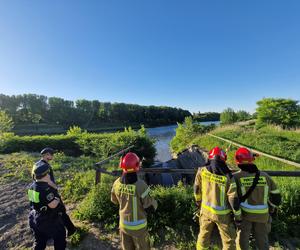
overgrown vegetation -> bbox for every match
[220,108,252,125]
[170,117,215,153]
[256,98,300,128]
[74,179,198,249]
[213,125,300,163]
[0,126,156,166]
[170,123,300,244]
[0,110,14,133]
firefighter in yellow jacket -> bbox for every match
[194,147,241,250]
[234,147,281,250]
[111,152,158,250]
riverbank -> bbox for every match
[170,121,300,245]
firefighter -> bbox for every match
[111,152,158,250]
[32,147,77,237]
[28,161,66,249]
[234,147,281,250]
[194,147,241,250]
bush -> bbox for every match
[75,178,198,249]
[170,117,215,153]
[0,134,82,156]
[76,127,156,166]
[0,127,156,165]
[256,98,300,128]
[220,108,238,125]
[74,181,119,230]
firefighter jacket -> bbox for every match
[194,164,241,222]
[233,170,281,223]
[111,176,158,236]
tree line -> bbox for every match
[220,98,300,129]
[0,94,191,128]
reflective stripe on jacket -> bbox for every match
[111,178,157,236]
[194,167,241,221]
[234,170,280,223]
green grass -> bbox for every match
[170,124,300,244]
[212,125,300,163]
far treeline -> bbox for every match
[0,94,191,129]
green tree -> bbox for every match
[236,110,251,121]
[220,108,238,125]
[256,98,300,128]
[0,110,14,133]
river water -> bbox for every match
[146,121,220,162]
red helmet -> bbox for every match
[120,152,140,173]
[235,147,258,164]
[208,147,227,162]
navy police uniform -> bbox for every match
[28,181,66,249]
[34,148,76,236]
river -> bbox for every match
[147,121,220,162]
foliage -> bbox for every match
[213,125,300,163]
[69,226,89,246]
[236,110,251,121]
[170,117,215,153]
[75,179,198,249]
[61,170,95,202]
[256,98,300,128]
[66,125,85,136]
[0,93,191,129]
[0,134,82,156]
[193,112,220,122]
[220,108,238,125]
[0,110,14,133]
[76,127,156,166]
[0,127,156,165]
[148,183,198,248]
[74,181,119,230]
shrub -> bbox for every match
[170,117,215,153]
[220,108,238,125]
[0,134,82,156]
[0,127,156,165]
[76,127,156,166]
[75,178,198,249]
[256,98,300,128]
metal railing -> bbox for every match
[95,167,300,184]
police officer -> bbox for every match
[234,147,281,250]
[32,147,76,236]
[111,152,158,250]
[28,161,66,250]
[194,147,241,250]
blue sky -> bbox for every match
[0,1,299,113]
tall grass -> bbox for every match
[212,125,300,163]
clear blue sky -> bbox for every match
[0,1,299,113]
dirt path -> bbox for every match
[0,162,120,250]
[0,180,33,249]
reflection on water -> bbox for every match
[147,121,219,162]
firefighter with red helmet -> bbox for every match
[111,152,158,250]
[234,147,281,250]
[194,147,241,250]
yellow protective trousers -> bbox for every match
[120,230,150,250]
[197,214,236,250]
[236,219,271,250]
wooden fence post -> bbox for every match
[95,169,101,185]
